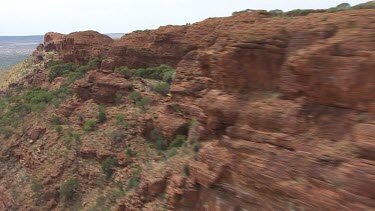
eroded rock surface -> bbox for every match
[1,8,374,211]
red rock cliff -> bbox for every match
[47,9,375,211]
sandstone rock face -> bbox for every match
[27,126,46,141]
[280,27,375,111]
[45,9,375,211]
[44,32,64,51]
[56,98,82,117]
[171,10,374,211]
[71,71,132,103]
[163,10,375,211]
[44,31,113,64]
[25,69,48,88]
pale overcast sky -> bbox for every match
[0,0,368,36]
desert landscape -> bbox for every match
[0,1,374,211]
[0,36,43,71]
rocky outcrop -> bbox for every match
[44,32,64,51]
[108,10,375,210]
[161,9,375,211]
[71,71,132,103]
[44,31,113,64]
[280,27,375,111]
[26,126,46,141]
[38,8,375,211]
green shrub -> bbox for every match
[106,189,125,202]
[166,148,178,158]
[284,9,313,16]
[95,196,106,207]
[0,85,74,131]
[190,119,198,127]
[126,168,141,190]
[87,57,103,70]
[102,157,118,179]
[149,128,168,151]
[136,97,152,112]
[48,61,77,82]
[169,135,186,149]
[193,142,201,153]
[129,91,142,102]
[268,9,283,15]
[64,132,72,144]
[114,114,129,128]
[60,178,79,200]
[337,3,351,8]
[153,82,170,96]
[133,29,151,33]
[171,104,182,114]
[76,65,88,74]
[232,9,254,15]
[31,181,43,194]
[83,119,96,131]
[116,66,133,78]
[98,106,107,123]
[73,133,81,141]
[117,64,176,83]
[51,115,64,125]
[55,125,63,134]
[155,138,168,151]
[0,128,13,139]
[232,3,375,18]
[48,58,101,82]
[126,148,136,157]
[352,1,375,9]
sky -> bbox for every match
[0,0,368,36]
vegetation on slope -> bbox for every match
[232,1,375,16]
[0,51,196,210]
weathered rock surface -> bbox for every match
[44,31,113,64]
[46,9,375,211]
[71,71,133,103]
[44,32,64,51]
[118,9,373,211]
[3,8,373,211]
[27,126,46,141]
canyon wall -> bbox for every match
[38,9,375,210]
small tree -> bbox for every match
[117,66,133,78]
[150,128,168,151]
[129,91,142,102]
[102,157,118,179]
[126,148,136,157]
[31,181,43,195]
[336,3,351,9]
[87,57,103,70]
[126,168,141,190]
[60,179,79,200]
[55,125,63,134]
[136,97,152,112]
[169,135,186,149]
[98,106,107,123]
[153,82,170,96]
[83,119,96,131]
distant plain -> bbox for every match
[0,36,43,71]
[0,33,124,72]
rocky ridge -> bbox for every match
[0,8,374,211]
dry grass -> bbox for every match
[0,56,39,90]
